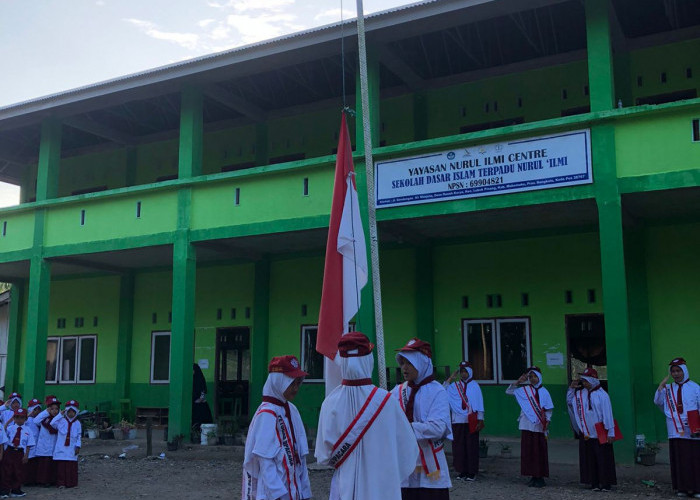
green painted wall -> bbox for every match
[59,149,128,197]
[0,211,34,254]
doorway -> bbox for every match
[215,327,250,421]
[566,314,608,391]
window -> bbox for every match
[300,326,324,382]
[462,317,530,384]
[45,335,97,384]
[151,331,171,384]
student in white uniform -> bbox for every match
[242,355,312,500]
[2,407,35,498]
[315,332,418,500]
[654,357,700,497]
[51,399,82,488]
[566,367,618,491]
[1,393,22,426]
[506,366,553,488]
[33,395,61,486]
[392,338,453,500]
[24,398,43,486]
[444,361,484,481]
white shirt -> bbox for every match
[5,423,36,450]
[51,414,82,461]
[444,379,485,424]
[31,410,59,457]
[26,415,42,458]
[506,383,553,433]
[654,380,700,440]
[316,353,418,500]
[566,387,615,439]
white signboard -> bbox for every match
[546,352,565,367]
[375,130,592,208]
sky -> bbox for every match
[0,0,419,207]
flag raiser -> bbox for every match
[316,113,368,392]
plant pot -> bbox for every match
[112,429,124,440]
[479,446,488,458]
[223,435,236,446]
[99,430,114,440]
[86,429,98,439]
[126,429,138,439]
[638,453,656,466]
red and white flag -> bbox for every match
[317,113,368,393]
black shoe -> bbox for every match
[526,477,536,487]
[10,490,26,498]
[466,475,476,482]
[456,473,467,481]
[532,478,546,488]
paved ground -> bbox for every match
[18,435,679,499]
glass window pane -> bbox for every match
[78,337,96,382]
[61,338,77,382]
[224,350,239,381]
[152,334,171,382]
[499,321,528,381]
[466,322,494,380]
[240,350,250,381]
[46,339,59,382]
[302,327,324,380]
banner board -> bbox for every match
[375,130,592,208]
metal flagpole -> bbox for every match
[355,0,387,390]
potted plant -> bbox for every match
[479,438,489,458]
[637,443,660,466]
[499,443,512,458]
[85,423,99,439]
[119,419,137,439]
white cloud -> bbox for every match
[197,19,216,28]
[124,18,200,51]
[232,0,295,12]
[95,0,106,5]
[314,8,355,22]
[225,13,300,44]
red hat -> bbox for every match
[581,367,599,379]
[13,408,26,417]
[8,392,21,400]
[44,395,56,404]
[396,338,432,359]
[670,357,686,366]
[65,400,80,411]
[27,398,41,408]
[338,332,374,358]
[268,356,308,378]
[459,361,471,370]
[45,396,60,407]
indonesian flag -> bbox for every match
[317,113,368,392]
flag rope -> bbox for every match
[355,0,387,389]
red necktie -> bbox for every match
[12,426,21,447]
[65,419,74,447]
[677,382,684,414]
[460,382,467,410]
[405,375,435,423]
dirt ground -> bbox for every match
[20,436,679,499]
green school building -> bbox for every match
[0,0,699,460]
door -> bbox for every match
[215,327,250,419]
[566,314,608,391]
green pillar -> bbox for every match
[115,274,135,398]
[250,259,271,411]
[36,118,62,202]
[23,251,51,399]
[585,0,615,112]
[413,91,428,142]
[178,86,203,179]
[4,283,25,392]
[255,123,269,166]
[415,246,434,346]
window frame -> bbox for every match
[150,330,171,384]
[46,334,97,385]
[300,325,324,384]
[462,316,531,385]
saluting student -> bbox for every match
[33,395,60,486]
[242,355,312,500]
[315,332,418,500]
[653,357,700,497]
[566,368,618,492]
[392,338,453,500]
[1,393,22,426]
[443,361,484,481]
[506,366,553,488]
[24,398,43,486]
[51,399,82,488]
[2,407,35,498]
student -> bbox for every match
[315,332,418,500]
[566,368,618,491]
[443,361,484,481]
[33,396,60,486]
[506,366,553,488]
[392,338,453,500]
[1,393,22,426]
[242,355,312,500]
[51,400,81,489]
[24,398,43,487]
[2,407,35,498]
[654,357,700,497]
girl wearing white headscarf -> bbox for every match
[506,366,553,488]
[391,338,452,500]
[242,355,311,500]
[315,332,418,500]
[566,367,617,491]
[654,357,700,497]
[443,361,484,481]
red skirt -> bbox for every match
[520,430,549,478]
[669,438,700,493]
[24,457,39,486]
[35,456,57,485]
[55,460,79,488]
[452,423,480,477]
[582,438,617,488]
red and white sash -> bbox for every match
[243,407,301,500]
[399,382,443,479]
[522,386,549,435]
[665,385,685,436]
[456,381,470,411]
[329,387,392,469]
[573,390,591,437]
